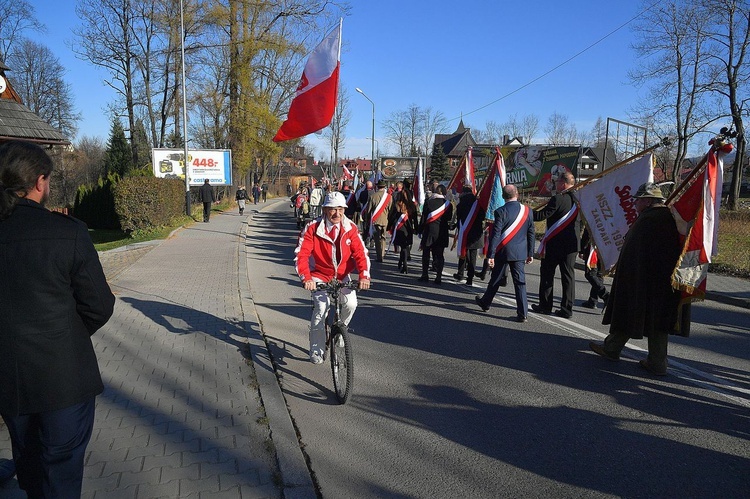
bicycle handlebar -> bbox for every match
[315,279,365,292]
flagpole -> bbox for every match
[532,137,670,211]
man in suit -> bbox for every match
[0,140,115,497]
[532,171,579,318]
[475,184,535,322]
[366,179,392,262]
[417,184,453,284]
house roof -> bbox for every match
[0,99,69,145]
[0,60,70,145]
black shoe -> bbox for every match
[453,273,465,281]
[475,272,486,281]
[418,275,429,282]
[466,280,473,286]
[531,304,551,315]
[434,277,442,285]
[589,342,620,361]
[639,359,667,376]
[475,296,489,312]
[554,309,573,319]
[515,315,527,323]
[499,277,507,287]
[581,299,597,309]
[0,458,16,485]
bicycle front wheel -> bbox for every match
[330,322,353,404]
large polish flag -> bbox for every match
[273,21,342,142]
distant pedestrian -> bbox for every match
[252,184,261,204]
[236,185,248,215]
[590,182,683,376]
[0,140,115,497]
[261,183,268,202]
[387,196,417,274]
[475,184,535,322]
[199,179,215,222]
[452,185,484,286]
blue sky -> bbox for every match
[25,0,650,160]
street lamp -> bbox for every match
[355,87,376,175]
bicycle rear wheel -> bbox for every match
[330,322,353,404]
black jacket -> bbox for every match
[533,191,579,257]
[0,200,115,415]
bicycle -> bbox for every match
[315,279,361,404]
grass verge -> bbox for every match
[91,200,232,252]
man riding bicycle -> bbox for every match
[294,192,371,364]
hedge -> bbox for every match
[114,177,186,233]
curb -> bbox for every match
[238,204,317,499]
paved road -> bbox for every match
[248,200,750,498]
[1,198,747,498]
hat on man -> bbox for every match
[633,182,665,200]
[376,179,387,188]
[323,191,348,208]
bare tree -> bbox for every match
[0,0,44,61]
[544,112,580,146]
[75,135,108,185]
[6,39,80,139]
[702,0,750,210]
[503,113,539,144]
[420,107,447,156]
[630,0,714,180]
[383,109,410,156]
[323,85,351,166]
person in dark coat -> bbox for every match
[0,140,115,497]
[590,182,683,376]
[475,184,535,322]
[417,184,453,284]
[532,171,579,318]
[452,185,485,286]
[235,184,248,215]
[199,179,215,222]
[387,196,417,273]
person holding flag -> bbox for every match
[532,171,579,319]
[365,179,392,262]
[417,184,453,284]
[474,184,535,322]
[589,182,682,376]
[452,185,484,285]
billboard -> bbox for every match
[380,157,419,182]
[502,146,580,195]
[152,148,232,186]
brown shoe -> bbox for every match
[639,359,667,376]
[589,342,619,361]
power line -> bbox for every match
[450,1,660,123]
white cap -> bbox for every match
[323,191,348,208]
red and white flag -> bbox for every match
[273,21,342,142]
[447,147,476,195]
[669,142,731,301]
[342,164,354,180]
[456,147,505,257]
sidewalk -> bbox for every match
[0,200,312,498]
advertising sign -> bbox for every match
[503,146,580,195]
[379,157,419,182]
[152,148,232,186]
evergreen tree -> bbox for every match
[103,118,133,177]
[429,143,450,181]
[130,118,152,169]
